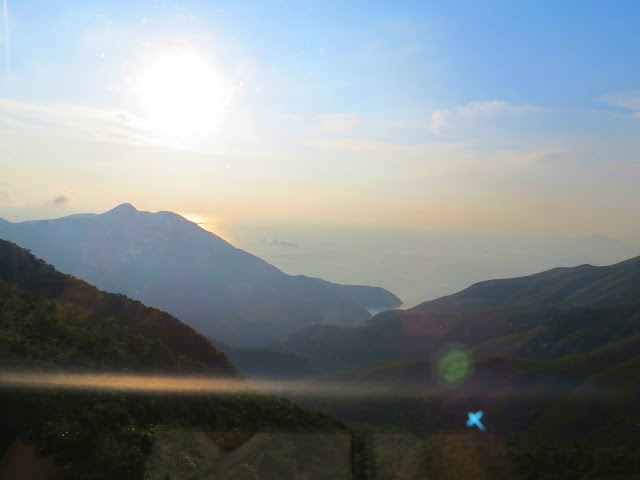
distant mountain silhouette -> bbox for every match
[294,276,401,312]
[0,204,401,346]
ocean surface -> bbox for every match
[183,214,640,309]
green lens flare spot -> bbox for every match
[438,350,469,383]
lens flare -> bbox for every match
[438,350,469,383]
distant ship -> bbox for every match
[272,236,299,247]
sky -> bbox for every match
[1,0,640,242]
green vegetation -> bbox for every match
[0,239,234,373]
[0,240,354,479]
[0,280,207,373]
[296,332,640,478]
[415,255,640,313]
[0,277,350,479]
[277,302,640,374]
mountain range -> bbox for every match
[2,209,640,478]
[273,255,640,373]
[285,254,640,478]
[0,204,401,347]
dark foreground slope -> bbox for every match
[297,334,640,479]
[0,204,401,346]
[273,256,640,478]
[0,242,356,480]
[310,332,640,436]
[0,238,233,373]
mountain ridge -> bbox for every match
[414,254,640,313]
[0,238,236,374]
[0,204,401,346]
[275,253,640,374]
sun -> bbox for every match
[133,48,232,145]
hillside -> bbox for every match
[294,335,640,478]
[228,348,320,379]
[294,275,402,311]
[275,306,562,373]
[0,238,234,373]
[470,303,640,359]
[0,241,357,479]
[0,204,401,346]
[276,254,640,374]
[309,333,640,441]
[414,254,640,313]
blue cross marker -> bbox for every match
[467,411,486,432]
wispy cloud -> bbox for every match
[429,110,451,136]
[600,90,640,115]
[301,137,571,182]
[431,100,545,136]
[455,100,544,118]
[0,98,154,145]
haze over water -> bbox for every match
[184,213,639,308]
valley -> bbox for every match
[1,209,639,479]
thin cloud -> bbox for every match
[455,100,544,118]
[429,99,548,143]
[301,137,455,164]
[431,99,545,137]
[430,110,452,136]
[52,194,70,207]
[600,90,640,115]
[0,98,154,145]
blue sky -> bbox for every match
[1,0,639,241]
[5,1,638,111]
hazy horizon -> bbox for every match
[1,204,637,309]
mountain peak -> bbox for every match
[104,203,138,215]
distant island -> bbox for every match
[262,236,299,247]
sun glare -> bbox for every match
[133,48,232,145]
[180,212,232,241]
